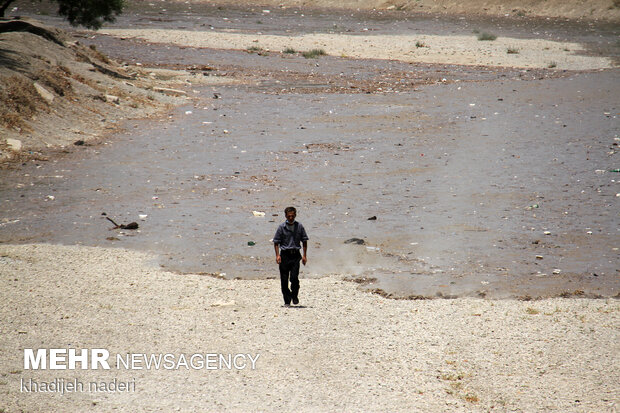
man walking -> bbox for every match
[273,207,308,306]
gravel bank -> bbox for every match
[1,243,618,411]
[99,29,613,71]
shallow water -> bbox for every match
[1,4,619,298]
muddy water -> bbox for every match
[2,4,619,298]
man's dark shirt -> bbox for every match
[273,221,309,250]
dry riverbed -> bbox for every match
[1,4,619,411]
[1,243,618,412]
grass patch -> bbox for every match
[246,45,263,53]
[283,47,296,54]
[507,47,520,54]
[548,61,557,68]
[415,41,426,48]
[35,67,73,97]
[88,44,110,64]
[477,32,497,41]
[0,75,47,130]
[302,48,326,59]
[526,307,540,315]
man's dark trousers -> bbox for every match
[279,249,301,304]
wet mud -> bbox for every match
[1,4,618,299]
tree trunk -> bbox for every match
[0,20,66,46]
[0,0,16,17]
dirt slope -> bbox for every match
[190,0,620,21]
[0,19,232,167]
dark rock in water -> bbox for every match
[367,216,377,220]
[120,222,139,230]
[344,238,365,245]
[74,140,85,146]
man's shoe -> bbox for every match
[292,296,299,305]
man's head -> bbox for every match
[284,206,296,223]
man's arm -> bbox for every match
[301,240,307,265]
[274,243,281,264]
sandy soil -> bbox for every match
[99,28,613,71]
[0,243,618,412]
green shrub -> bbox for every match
[302,49,326,58]
[477,32,497,41]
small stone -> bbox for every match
[153,87,187,96]
[105,95,120,104]
[6,138,22,151]
[33,82,54,104]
